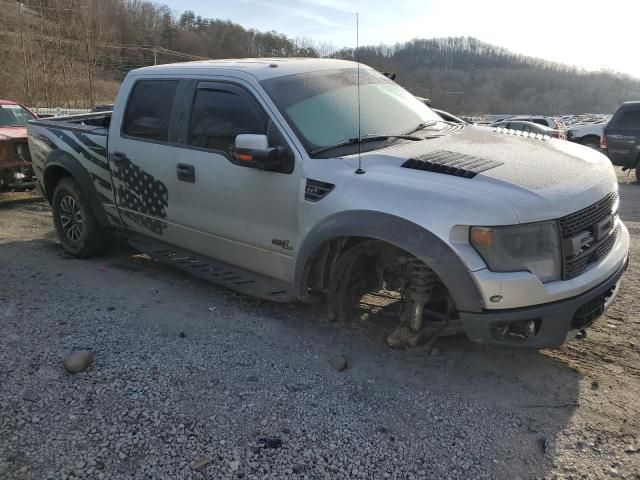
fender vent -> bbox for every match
[305,179,334,202]
[402,151,503,178]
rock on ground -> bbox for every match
[63,350,93,374]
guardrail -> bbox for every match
[30,107,92,117]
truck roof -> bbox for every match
[618,101,640,108]
[130,58,362,81]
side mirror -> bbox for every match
[234,134,286,171]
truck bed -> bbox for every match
[27,111,119,224]
[29,111,112,133]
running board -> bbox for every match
[128,235,296,303]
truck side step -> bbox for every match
[128,235,296,303]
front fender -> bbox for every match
[294,210,483,313]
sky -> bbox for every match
[161,0,640,79]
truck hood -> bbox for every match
[0,126,28,141]
[355,125,617,223]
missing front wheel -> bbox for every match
[326,241,461,348]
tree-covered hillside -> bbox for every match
[1,1,639,114]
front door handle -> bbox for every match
[177,163,195,183]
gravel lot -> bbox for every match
[1,177,639,479]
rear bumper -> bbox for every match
[460,254,629,348]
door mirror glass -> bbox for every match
[234,134,286,172]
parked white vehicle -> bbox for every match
[27,58,629,349]
[566,123,606,149]
[490,115,564,130]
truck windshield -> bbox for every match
[0,104,35,127]
[260,68,443,156]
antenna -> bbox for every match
[355,12,365,174]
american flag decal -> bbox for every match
[113,157,168,235]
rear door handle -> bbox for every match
[177,163,195,183]
[111,151,127,166]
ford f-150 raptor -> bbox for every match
[27,58,629,348]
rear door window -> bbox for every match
[122,80,179,142]
[187,85,266,155]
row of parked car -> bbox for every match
[487,116,567,140]
[429,104,640,182]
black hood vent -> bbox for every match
[305,179,334,202]
[402,150,503,178]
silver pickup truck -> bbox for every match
[27,58,629,348]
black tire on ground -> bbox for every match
[581,136,600,149]
[52,177,114,257]
[636,166,640,183]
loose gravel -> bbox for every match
[1,180,639,479]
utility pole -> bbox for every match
[154,46,157,65]
[38,2,51,107]
[80,2,94,107]
[17,1,32,106]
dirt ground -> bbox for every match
[0,177,639,479]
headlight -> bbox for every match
[470,221,561,283]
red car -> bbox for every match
[0,99,37,189]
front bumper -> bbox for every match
[469,220,630,310]
[459,255,629,348]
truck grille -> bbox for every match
[571,283,617,330]
[559,191,619,280]
[559,191,618,237]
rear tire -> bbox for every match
[636,166,640,183]
[52,177,113,257]
[581,136,600,150]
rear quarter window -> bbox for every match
[122,80,179,142]
[616,109,640,129]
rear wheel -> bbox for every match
[581,136,600,150]
[636,166,640,183]
[52,177,113,257]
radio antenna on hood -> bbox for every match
[355,12,365,175]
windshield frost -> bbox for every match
[261,68,442,155]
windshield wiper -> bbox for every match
[403,120,440,135]
[310,133,421,156]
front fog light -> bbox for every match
[494,319,539,340]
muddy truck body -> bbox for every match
[27,59,629,348]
